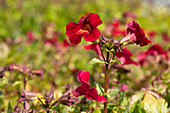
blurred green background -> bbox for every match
[0,0,169,40]
[0,0,169,112]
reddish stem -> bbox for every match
[104,51,110,113]
[98,43,105,61]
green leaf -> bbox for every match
[0,91,3,96]
[7,101,12,113]
[132,104,146,113]
[123,105,129,113]
[95,81,104,94]
[89,58,108,64]
[12,81,22,86]
[93,108,101,113]
[141,92,168,113]
[110,49,116,55]
[110,59,123,64]
[108,88,120,97]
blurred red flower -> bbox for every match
[138,52,147,66]
[112,20,126,38]
[44,36,58,46]
[145,44,168,59]
[138,44,168,66]
[116,48,138,65]
[73,71,107,102]
[119,83,128,92]
[127,21,151,46]
[162,32,170,42]
[123,11,137,19]
[26,31,35,44]
[148,31,157,39]
[84,43,102,55]
[66,13,102,45]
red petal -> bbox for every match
[145,44,166,56]
[119,57,138,66]
[116,48,138,66]
[77,16,85,25]
[127,21,151,46]
[66,22,86,45]
[85,88,98,101]
[123,48,133,57]
[66,22,81,35]
[97,95,107,102]
[89,13,103,28]
[84,28,101,42]
[73,84,90,97]
[77,71,90,86]
[68,33,83,45]
[84,43,102,55]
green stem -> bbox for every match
[104,51,110,113]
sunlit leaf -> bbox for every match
[89,58,108,64]
[110,59,123,64]
[95,81,104,94]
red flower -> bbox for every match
[66,13,102,45]
[127,21,151,46]
[138,44,168,66]
[26,31,35,43]
[123,12,137,19]
[138,52,147,66]
[116,48,138,65]
[145,44,168,59]
[63,39,72,47]
[84,43,102,55]
[112,20,126,38]
[148,31,157,39]
[161,32,170,42]
[73,71,107,102]
[44,36,58,46]
[119,83,128,92]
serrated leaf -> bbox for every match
[89,58,108,64]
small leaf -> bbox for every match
[110,59,123,64]
[12,81,22,86]
[89,58,108,64]
[95,81,104,94]
[7,101,12,113]
[110,49,116,56]
[109,88,120,97]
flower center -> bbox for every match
[77,29,89,34]
[83,24,92,32]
